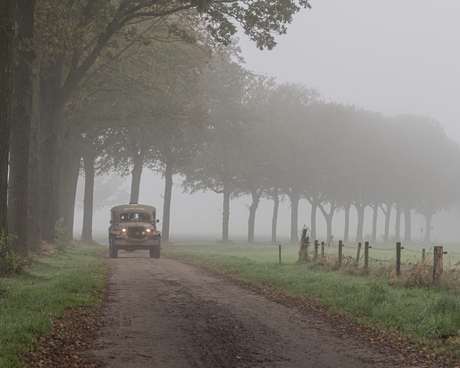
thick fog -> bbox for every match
[239,0,460,143]
[75,0,460,245]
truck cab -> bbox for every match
[108,204,161,258]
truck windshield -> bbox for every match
[119,213,150,222]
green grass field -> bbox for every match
[164,243,460,359]
[166,241,460,270]
[0,245,106,367]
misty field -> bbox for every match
[164,243,460,357]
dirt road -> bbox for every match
[87,250,408,368]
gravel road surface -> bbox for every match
[87,250,408,367]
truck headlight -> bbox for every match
[146,229,151,233]
[122,228,127,233]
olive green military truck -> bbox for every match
[108,204,161,258]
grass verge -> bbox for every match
[164,244,460,363]
[0,245,107,368]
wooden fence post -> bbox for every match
[305,237,310,261]
[314,240,319,261]
[364,242,369,272]
[355,242,362,268]
[433,246,443,284]
[396,242,401,277]
[279,244,282,264]
[321,242,325,259]
[422,249,425,262]
[338,240,343,267]
[298,229,308,261]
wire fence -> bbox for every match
[296,232,460,277]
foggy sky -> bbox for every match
[239,0,460,143]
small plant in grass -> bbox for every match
[398,257,433,289]
[0,231,21,277]
[54,218,70,251]
[0,281,9,299]
[312,247,460,291]
[382,255,460,291]
[433,270,460,291]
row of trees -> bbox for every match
[1,0,312,259]
[178,66,460,244]
[73,48,460,246]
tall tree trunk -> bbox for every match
[395,204,401,242]
[59,131,72,236]
[81,154,95,242]
[247,190,260,243]
[0,0,16,237]
[424,211,433,243]
[355,204,365,243]
[161,163,173,243]
[8,0,35,256]
[59,138,81,240]
[310,199,318,242]
[318,203,333,242]
[271,187,279,243]
[380,202,392,244]
[222,182,230,241]
[39,59,66,244]
[129,148,145,204]
[28,59,41,252]
[403,205,412,243]
[326,213,333,241]
[39,112,62,243]
[343,202,350,243]
[371,203,378,243]
[288,188,299,243]
[66,161,80,240]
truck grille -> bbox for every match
[127,226,146,239]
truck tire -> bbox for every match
[150,240,161,259]
[109,237,118,258]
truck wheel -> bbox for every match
[109,237,118,258]
[150,240,161,259]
